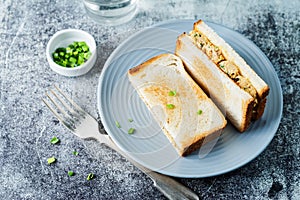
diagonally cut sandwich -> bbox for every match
[175,20,269,132]
[128,53,227,156]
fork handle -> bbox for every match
[96,134,199,200]
[148,171,199,200]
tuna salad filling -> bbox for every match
[189,30,258,114]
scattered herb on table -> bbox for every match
[197,109,203,115]
[128,118,134,123]
[68,171,74,176]
[50,136,60,144]
[47,156,56,165]
[52,41,91,68]
[87,173,94,180]
[73,151,79,156]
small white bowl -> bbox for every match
[46,29,97,77]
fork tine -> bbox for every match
[49,88,79,118]
[46,91,72,119]
[42,97,75,131]
[54,85,86,115]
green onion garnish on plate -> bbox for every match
[168,90,177,96]
[115,121,121,128]
[166,104,175,109]
[128,128,135,134]
[197,109,203,115]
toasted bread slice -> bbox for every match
[175,20,269,132]
[128,53,227,156]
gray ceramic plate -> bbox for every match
[97,20,283,178]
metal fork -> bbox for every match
[42,85,199,200]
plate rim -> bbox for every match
[97,19,283,178]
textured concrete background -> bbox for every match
[0,0,299,199]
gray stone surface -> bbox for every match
[0,0,299,199]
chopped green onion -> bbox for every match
[197,109,203,115]
[66,47,72,54]
[82,45,89,52]
[47,156,56,165]
[78,41,85,46]
[59,52,65,57]
[78,55,84,65]
[166,104,175,109]
[168,90,177,96]
[128,118,134,123]
[50,136,60,144]
[84,52,91,60]
[53,53,59,59]
[72,42,78,48]
[73,151,79,156]
[52,41,91,68]
[69,57,77,63]
[128,128,135,134]
[87,173,94,180]
[68,171,74,176]
[115,121,121,128]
